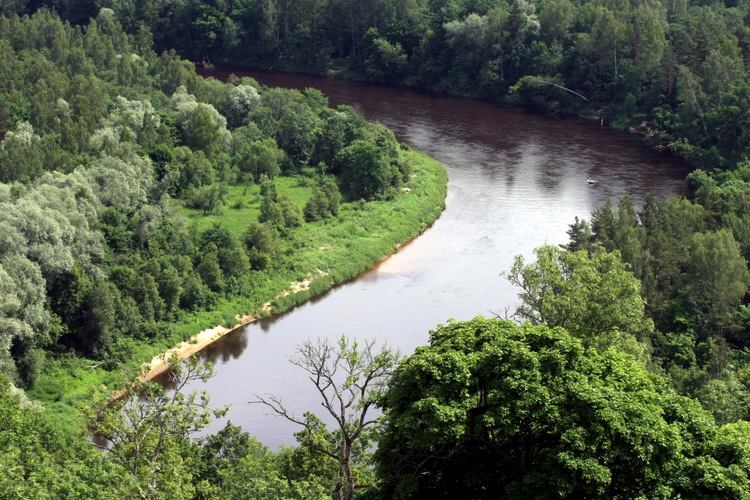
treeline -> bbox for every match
[0,9,433,392]
[17,0,750,170]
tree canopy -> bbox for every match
[505,244,653,355]
[375,317,750,499]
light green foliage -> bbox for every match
[505,245,653,354]
[0,372,118,499]
[83,154,153,211]
[219,440,298,499]
[89,96,161,152]
[171,86,231,158]
[376,317,750,499]
[696,375,750,425]
[684,229,750,329]
[0,256,47,346]
[0,255,49,385]
[85,355,227,500]
[218,433,332,500]
[226,83,260,127]
[0,171,105,327]
[0,121,43,182]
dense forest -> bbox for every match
[3,1,750,499]
[13,0,750,170]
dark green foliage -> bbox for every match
[242,221,280,270]
[232,136,283,182]
[0,122,43,182]
[562,216,594,253]
[70,0,750,172]
[182,104,223,157]
[78,279,119,357]
[250,87,321,169]
[100,207,133,253]
[338,140,395,200]
[376,317,750,499]
[259,188,283,227]
[305,181,342,222]
[571,184,750,426]
[587,191,750,341]
[195,421,256,487]
[197,243,225,293]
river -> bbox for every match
[179,70,691,447]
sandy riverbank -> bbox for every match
[139,272,326,380]
[141,313,256,381]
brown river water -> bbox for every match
[173,69,691,447]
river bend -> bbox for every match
[178,71,690,446]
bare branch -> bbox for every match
[253,335,401,500]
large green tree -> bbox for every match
[375,317,750,499]
[504,245,653,354]
[85,355,227,500]
[0,372,118,499]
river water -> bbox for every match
[181,70,691,447]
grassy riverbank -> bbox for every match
[29,149,447,430]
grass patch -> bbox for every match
[181,177,315,237]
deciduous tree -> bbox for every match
[504,245,653,354]
[254,336,400,500]
[375,317,750,499]
[85,355,227,500]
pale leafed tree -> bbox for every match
[82,154,152,211]
[0,255,48,382]
[226,84,261,127]
[171,85,232,154]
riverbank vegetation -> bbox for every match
[0,10,446,424]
